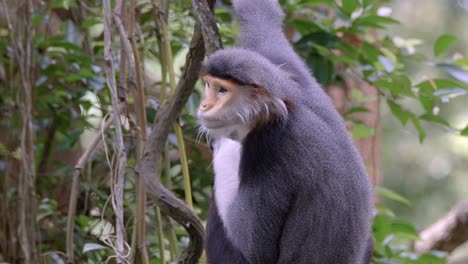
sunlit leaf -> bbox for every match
[434,34,456,56]
[83,243,106,253]
[90,219,114,239]
[436,64,468,83]
[378,56,395,72]
[375,204,395,218]
[454,58,468,69]
[391,220,419,240]
[461,125,468,136]
[352,123,375,139]
[433,88,468,98]
[416,78,467,91]
[375,187,410,206]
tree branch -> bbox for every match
[140,0,221,262]
[414,200,468,254]
[103,0,129,261]
[190,0,223,55]
[66,117,114,263]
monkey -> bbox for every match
[197,0,373,263]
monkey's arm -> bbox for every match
[232,0,313,88]
[226,187,291,264]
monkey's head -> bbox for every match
[198,49,290,141]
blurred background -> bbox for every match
[384,0,468,227]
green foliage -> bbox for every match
[287,0,468,142]
[372,190,447,264]
[434,35,457,57]
[352,123,375,138]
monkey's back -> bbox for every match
[233,103,373,264]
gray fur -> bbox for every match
[203,0,373,263]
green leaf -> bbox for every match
[81,19,102,29]
[305,54,333,86]
[418,253,447,264]
[419,114,450,127]
[434,88,468,98]
[65,74,82,82]
[376,76,412,97]
[375,204,395,218]
[454,58,468,69]
[416,79,467,111]
[361,42,382,62]
[344,106,369,115]
[416,78,467,92]
[387,100,411,125]
[411,116,426,143]
[341,0,359,15]
[287,19,322,35]
[78,68,94,78]
[391,220,419,240]
[461,125,468,136]
[436,64,468,83]
[354,15,399,28]
[83,243,107,253]
[0,142,8,155]
[32,15,43,26]
[375,187,410,206]
[300,0,333,4]
[352,123,375,139]
[372,214,392,243]
[52,41,81,51]
[434,34,456,56]
[378,56,395,73]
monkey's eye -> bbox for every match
[218,87,228,94]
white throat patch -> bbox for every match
[213,137,242,225]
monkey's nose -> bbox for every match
[200,101,213,111]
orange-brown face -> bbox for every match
[198,74,289,139]
[198,75,248,130]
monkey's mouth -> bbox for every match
[199,118,229,129]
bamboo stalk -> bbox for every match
[158,1,195,210]
[128,0,150,261]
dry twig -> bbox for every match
[103,0,128,262]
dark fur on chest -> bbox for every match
[205,195,248,264]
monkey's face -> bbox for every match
[198,75,252,134]
[198,74,289,140]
